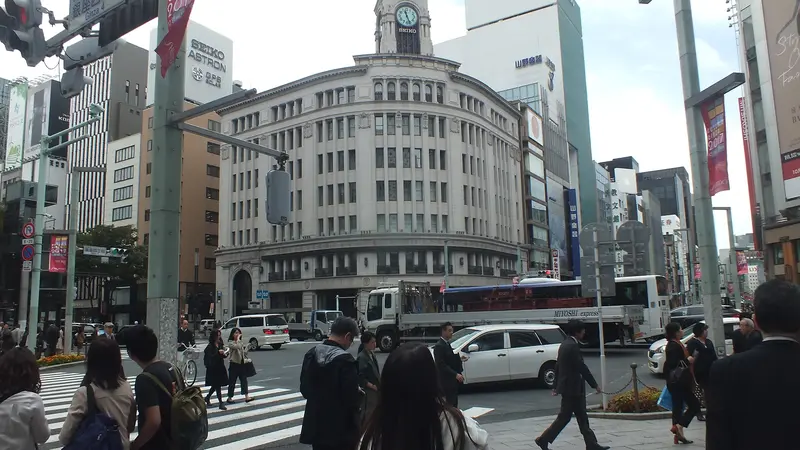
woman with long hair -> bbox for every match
[663,322,701,444]
[0,347,50,449]
[226,327,254,404]
[60,338,136,448]
[359,342,489,450]
[357,331,380,426]
[685,322,716,422]
[204,328,229,410]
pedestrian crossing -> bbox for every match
[38,371,495,450]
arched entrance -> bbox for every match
[232,270,253,317]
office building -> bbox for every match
[67,42,148,232]
[0,77,10,165]
[663,215,690,305]
[104,134,142,227]
[735,0,798,280]
[435,0,598,227]
[637,167,694,243]
[215,0,525,320]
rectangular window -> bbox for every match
[114,145,135,163]
[388,180,398,201]
[208,120,221,132]
[375,148,384,168]
[404,181,412,200]
[246,171,252,189]
[112,185,134,202]
[404,214,413,231]
[246,200,252,218]
[297,159,303,178]
[206,142,220,155]
[415,181,423,201]
[144,210,151,222]
[349,215,357,232]
[348,116,355,137]
[204,258,216,270]
[145,186,151,198]
[206,165,220,177]
[232,174,237,192]
[387,148,396,168]
[255,169,259,187]
[337,150,345,171]
[206,188,219,200]
[414,148,422,168]
[389,214,398,232]
[148,116,153,128]
[297,190,303,210]
[111,205,133,221]
[337,183,345,204]
[327,184,334,205]
[317,186,324,207]
[377,214,386,232]
[402,148,411,168]
[347,87,355,103]
[348,149,356,170]
[147,140,152,151]
[430,182,437,202]
[402,114,410,135]
[337,118,344,139]
[146,162,151,175]
[326,119,333,140]
[428,116,435,137]
[318,154,323,174]
[441,182,448,202]
[205,234,219,247]
[387,115,396,135]
[438,117,446,138]
[317,121,323,142]
[375,115,384,135]
[205,210,219,223]
[439,150,446,170]
[113,166,134,182]
[349,182,357,203]
[413,115,422,136]
[327,152,334,173]
[428,149,436,169]
[376,181,385,201]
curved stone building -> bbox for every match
[215,0,525,319]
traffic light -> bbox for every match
[98,0,158,47]
[266,169,290,226]
[109,248,128,261]
[0,0,46,66]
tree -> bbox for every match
[76,225,148,282]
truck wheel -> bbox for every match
[539,361,557,389]
[314,330,323,341]
[377,331,395,352]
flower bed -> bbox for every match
[37,354,85,367]
[606,387,663,413]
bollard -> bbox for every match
[631,363,640,413]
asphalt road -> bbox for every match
[50,340,665,449]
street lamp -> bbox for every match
[639,0,745,358]
[713,206,742,309]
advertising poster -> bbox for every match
[567,189,581,277]
[762,1,800,199]
[49,235,68,273]
[24,82,50,162]
[525,109,544,147]
[546,178,568,273]
[739,97,761,250]
[736,251,748,276]
[4,83,28,171]
[701,97,730,196]
[694,263,702,281]
[47,83,71,150]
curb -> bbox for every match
[586,411,672,421]
[39,360,85,371]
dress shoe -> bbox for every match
[534,437,549,450]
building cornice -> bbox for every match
[448,72,521,118]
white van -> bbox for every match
[222,314,290,350]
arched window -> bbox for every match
[400,82,409,101]
[412,83,421,101]
[436,86,444,104]
[388,82,396,100]
[425,85,433,102]
[374,82,383,101]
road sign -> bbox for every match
[83,245,108,257]
[21,222,35,239]
[616,220,652,276]
[21,245,35,261]
[579,223,617,297]
[22,261,32,272]
[21,238,34,245]
[256,290,270,300]
[579,223,614,250]
[68,0,127,34]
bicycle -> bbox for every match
[178,344,200,387]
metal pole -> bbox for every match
[443,240,449,288]
[335,295,340,312]
[593,230,607,409]
[724,208,741,309]
[26,138,49,352]
[673,0,724,355]
[194,247,199,325]
[516,245,522,275]
[147,0,186,366]
[64,171,80,355]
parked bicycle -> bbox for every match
[178,344,200,387]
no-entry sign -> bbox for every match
[22,222,35,239]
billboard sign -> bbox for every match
[701,97,730,196]
[49,235,68,273]
[567,188,581,277]
[736,251,748,276]
[24,82,51,162]
[763,2,800,199]
[739,97,761,250]
[47,84,71,140]
[4,83,28,171]
[525,109,544,147]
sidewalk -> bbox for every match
[483,415,706,449]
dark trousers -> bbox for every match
[668,383,701,427]
[442,386,458,408]
[227,362,249,398]
[539,394,598,447]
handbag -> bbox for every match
[668,360,690,387]
[692,381,705,407]
[657,386,673,411]
[242,358,256,378]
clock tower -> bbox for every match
[374,0,433,56]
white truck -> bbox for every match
[364,281,645,352]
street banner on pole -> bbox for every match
[49,235,68,273]
[702,97,730,196]
[736,251,748,276]
[155,0,196,77]
[738,97,760,250]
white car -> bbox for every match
[434,324,565,388]
[222,314,290,350]
[647,317,740,375]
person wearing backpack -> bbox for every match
[0,347,50,449]
[59,338,136,449]
[126,325,208,450]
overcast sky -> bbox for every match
[0,0,751,251]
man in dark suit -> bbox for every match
[433,322,463,407]
[706,280,800,450]
[536,320,608,450]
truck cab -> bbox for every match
[289,309,343,341]
[365,285,401,351]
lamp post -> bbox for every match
[713,207,741,309]
[64,166,106,354]
[639,0,745,357]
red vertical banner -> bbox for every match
[694,263,702,280]
[701,97,730,196]
[48,235,68,273]
[736,251,748,276]
[155,0,196,77]
[738,97,760,250]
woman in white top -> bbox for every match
[0,347,50,450]
[59,337,137,449]
[359,342,490,450]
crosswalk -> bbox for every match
[39,371,495,450]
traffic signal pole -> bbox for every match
[146,0,185,366]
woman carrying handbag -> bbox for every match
[226,327,255,404]
[686,322,716,421]
[663,322,701,445]
[204,329,229,410]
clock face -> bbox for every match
[396,6,418,27]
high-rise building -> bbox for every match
[637,167,694,242]
[214,0,525,320]
[435,0,597,227]
[735,0,799,280]
[0,77,11,164]
[67,42,148,232]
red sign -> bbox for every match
[439,280,445,294]
[49,235,68,273]
[702,98,730,196]
[739,98,760,250]
[155,0,196,77]
[736,251,748,276]
[694,263,702,280]
[21,221,34,238]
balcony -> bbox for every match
[314,268,334,278]
[433,264,454,275]
[378,265,400,275]
[268,271,285,282]
[407,264,428,274]
[482,266,495,276]
[468,266,483,275]
[336,266,358,276]
[285,270,301,280]
[500,268,518,277]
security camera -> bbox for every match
[89,104,105,117]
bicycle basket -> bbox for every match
[186,349,201,360]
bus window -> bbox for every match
[614,281,649,308]
[656,276,669,296]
